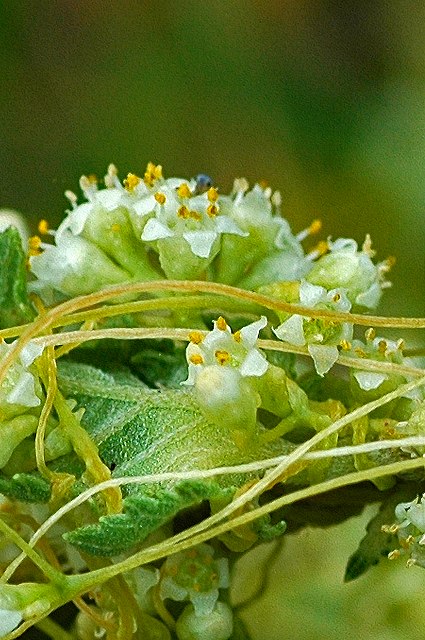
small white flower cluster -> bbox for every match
[388,495,425,569]
[159,543,233,640]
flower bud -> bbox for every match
[175,602,233,640]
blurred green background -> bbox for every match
[1,2,425,638]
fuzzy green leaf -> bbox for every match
[0,472,51,503]
[0,227,34,329]
[57,361,286,555]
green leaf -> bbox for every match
[0,472,51,503]
[57,361,287,555]
[344,482,422,581]
[0,227,34,329]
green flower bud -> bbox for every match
[175,602,233,640]
[306,237,389,309]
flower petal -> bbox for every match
[240,348,269,377]
[239,316,267,348]
[141,218,174,241]
[215,215,248,237]
[133,195,157,217]
[308,344,339,376]
[273,315,305,346]
[354,371,388,391]
[183,231,217,258]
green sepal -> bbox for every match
[0,227,34,329]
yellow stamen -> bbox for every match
[233,330,241,343]
[216,316,227,331]
[332,293,341,303]
[177,183,192,199]
[189,354,204,365]
[365,328,376,342]
[207,187,219,203]
[27,235,42,257]
[388,550,401,561]
[87,174,97,184]
[354,347,367,358]
[207,204,218,218]
[123,173,141,192]
[110,223,121,233]
[309,219,322,235]
[154,192,166,205]
[215,350,231,365]
[396,338,405,351]
[258,179,269,189]
[144,162,163,186]
[314,240,329,257]
[177,205,190,219]
[189,331,204,344]
[37,219,50,235]
[189,210,202,221]
[339,339,351,351]
[378,340,387,354]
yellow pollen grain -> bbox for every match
[233,330,241,343]
[258,179,269,189]
[216,316,227,331]
[207,204,218,217]
[396,339,405,351]
[309,219,322,235]
[110,223,121,233]
[189,354,204,365]
[177,183,192,199]
[215,350,231,365]
[87,174,98,185]
[154,192,166,205]
[207,187,219,203]
[144,162,163,186]
[177,205,190,219]
[189,331,204,344]
[29,235,42,250]
[37,219,50,235]
[123,173,141,192]
[365,328,376,342]
[189,210,202,221]
[332,293,341,303]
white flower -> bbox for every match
[159,544,229,617]
[0,340,43,416]
[183,316,268,386]
[306,236,389,309]
[273,281,353,376]
[141,182,247,260]
[348,335,405,392]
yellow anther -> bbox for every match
[332,293,341,303]
[177,183,192,199]
[123,173,141,192]
[406,558,417,568]
[215,350,231,365]
[27,235,42,257]
[354,347,367,358]
[87,174,97,184]
[396,338,405,351]
[258,179,269,189]
[315,240,329,256]
[177,205,190,219]
[189,354,204,365]
[37,219,50,235]
[388,549,401,561]
[65,189,78,206]
[207,204,218,218]
[110,223,121,233]
[233,330,241,343]
[154,192,166,205]
[216,316,227,331]
[339,339,351,351]
[378,340,387,354]
[144,162,163,186]
[207,187,219,203]
[365,328,376,342]
[309,219,322,235]
[189,210,202,221]
[189,331,204,344]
